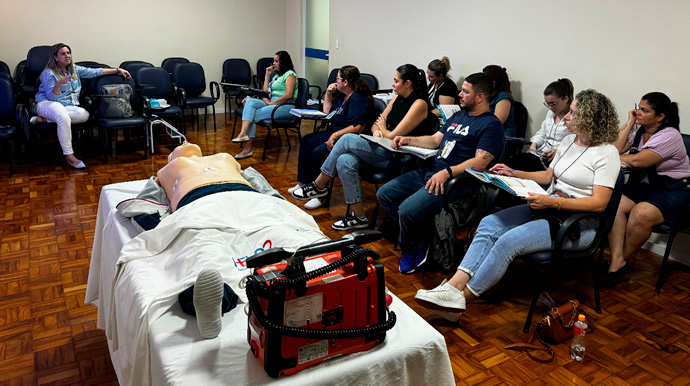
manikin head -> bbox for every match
[168,141,203,162]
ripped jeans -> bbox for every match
[459,204,597,297]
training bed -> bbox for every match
[85,180,454,386]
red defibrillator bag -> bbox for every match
[245,230,396,378]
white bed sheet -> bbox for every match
[86,180,455,386]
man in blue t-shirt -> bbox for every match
[377,72,505,274]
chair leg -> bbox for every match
[262,127,272,161]
[323,178,336,206]
[8,137,13,177]
[524,265,548,333]
[656,232,677,293]
[211,105,217,132]
[232,115,239,139]
[284,128,291,149]
[593,246,603,314]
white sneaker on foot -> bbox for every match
[415,282,466,322]
[287,183,305,195]
[193,268,224,339]
[304,197,326,210]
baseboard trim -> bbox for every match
[642,240,690,267]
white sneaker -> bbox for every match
[414,282,466,322]
[193,268,224,339]
[287,183,305,195]
[304,197,325,210]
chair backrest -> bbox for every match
[23,45,51,93]
[122,62,154,82]
[326,68,340,87]
[162,57,190,76]
[0,78,14,125]
[513,101,528,139]
[119,60,153,68]
[360,73,379,93]
[0,73,11,83]
[76,61,108,68]
[136,67,175,100]
[254,57,274,88]
[373,98,386,116]
[295,78,310,109]
[92,74,139,106]
[0,61,10,76]
[173,62,206,97]
[222,58,251,85]
[682,133,690,157]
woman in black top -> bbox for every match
[291,64,435,230]
[426,57,459,120]
[290,65,374,209]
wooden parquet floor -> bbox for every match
[1,114,690,385]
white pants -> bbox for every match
[36,101,89,155]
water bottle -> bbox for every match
[570,314,587,361]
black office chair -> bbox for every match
[506,101,529,160]
[75,62,111,102]
[652,133,690,292]
[20,45,50,102]
[121,62,154,83]
[119,60,153,68]
[91,74,147,163]
[135,67,185,150]
[0,78,18,176]
[221,58,252,118]
[0,73,11,83]
[360,73,379,94]
[75,61,108,68]
[13,60,26,92]
[518,171,625,332]
[161,57,190,79]
[0,61,10,76]
[253,57,274,89]
[22,78,93,164]
[256,77,309,161]
[173,62,220,131]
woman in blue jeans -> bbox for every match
[232,51,297,159]
[415,89,621,322]
[291,64,434,230]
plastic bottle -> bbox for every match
[570,314,587,361]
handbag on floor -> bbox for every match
[505,299,592,362]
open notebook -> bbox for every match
[465,168,548,197]
[361,134,437,159]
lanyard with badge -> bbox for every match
[66,70,78,104]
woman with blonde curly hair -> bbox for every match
[414,89,621,322]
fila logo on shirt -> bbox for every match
[449,123,469,136]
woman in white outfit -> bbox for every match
[33,43,131,168]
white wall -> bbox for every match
[0,0,293,112]
[329,0,690,262]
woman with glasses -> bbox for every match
[33,43,131,168]
[606,92,690,287]
[426,57,458,120]
[511,78,574,171]
[288,65,374,210]
[483,65,516,136]
[291,64,435,230]
[414,89,620,322]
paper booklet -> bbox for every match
[360,134,438,159]
[465,168,548,197]
[437,104,461,123]
[289,109,328,118]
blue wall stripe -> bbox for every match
[305,47,329,60]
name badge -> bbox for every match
[440,140,455,159]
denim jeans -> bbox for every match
[297,130,333,184]
[241,96,293,138]
[459,204,597,297]
[320,134,399,204]
[376,168,475,253]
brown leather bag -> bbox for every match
[505,299,593,362]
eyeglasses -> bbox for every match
[336,76,344,81]
[543,101,559,108]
